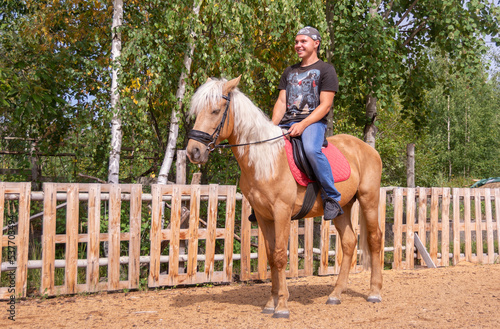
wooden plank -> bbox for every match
[187,185,201,284]
[495,189,500,257]
[464,189,472,261]
[429,187,439,265]
[304,217,314,276]
[41,183,57,295]
[167,186,182,286]
[289,220,299,277]
[350,201,359,271]
[204,185,218,281]
[452,188,461,265]
[223,186,236,282]
[406,188,416,269]
[484,189,494,264]
[414,233,436,268]
[108,185,121,290]
[128,185,142,288]
[441,188,450,267]
[319,219,330,275]
[86,184,101,292]
[65,184,79,295]
[15,183,31,298]
[417,187,427,262]
[474,189,483,263]
[393,188,403,269]
[378,188,387,269]
[148,185,163,287]
[257,225,267,280]
[239,196,251,281]
[0,184,4,280]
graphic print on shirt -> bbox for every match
[286,69,320,116]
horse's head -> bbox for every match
[187,75,241,164]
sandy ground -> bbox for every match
[3,263,500,328]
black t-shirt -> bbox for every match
[278,60,339,125]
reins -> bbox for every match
[216,131,290,149]
[188,93,289,152]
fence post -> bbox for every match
[406,188,415,269]
[406,143,415,188]
[452,188,461,265]
[393,188,403,269]
[87,184,101,292]
[16,183,31,298]
[239,196,252,281]
[474,189,483,263]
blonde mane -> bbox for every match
[190,78,284,181]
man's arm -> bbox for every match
[272,89,287,125]
[287,91,335,137]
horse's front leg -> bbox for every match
[257,212,291,318]
[269,213,291,318]
[257,218,278,314]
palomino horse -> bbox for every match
[187,76,383,319]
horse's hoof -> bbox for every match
[367,296,382,303]
[261,308,274,314]
[326,297,341,305]
[272,311,290,319]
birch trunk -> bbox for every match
[107,0,124,184]
[157,0,203,185]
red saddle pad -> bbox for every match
[284,138,351,187]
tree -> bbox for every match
[422,52,500,182]
[324,0,500,148]
[0,0,112,186]
[108,0,124,184]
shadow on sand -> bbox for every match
[169,280,368,309]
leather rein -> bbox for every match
[187,93,289,152]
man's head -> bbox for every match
[295,26,321,59]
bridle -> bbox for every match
[187,92,289,152]
[187,94,232,152]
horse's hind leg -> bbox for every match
[327,204,356,305]
[357,192,383,303]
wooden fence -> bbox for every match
[0,183,499,299]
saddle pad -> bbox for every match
[284,138,351,187]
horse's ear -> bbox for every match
[223,75,242,94]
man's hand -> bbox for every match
[288,122,306,137]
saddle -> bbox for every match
[287,136,351,220]
[289,136,323,220]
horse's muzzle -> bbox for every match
[187,141,209,164]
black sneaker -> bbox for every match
[323,198,344,220]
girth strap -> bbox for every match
[291,182,321,220]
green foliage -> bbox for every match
[1,0,499,188]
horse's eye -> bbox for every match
[211,108,221,115]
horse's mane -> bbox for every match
[190,78,284,181]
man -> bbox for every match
[272,26,343,220]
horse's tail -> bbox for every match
[359,211,372,271]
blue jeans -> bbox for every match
[281,121,341,202]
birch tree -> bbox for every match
[108,0,124,184]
